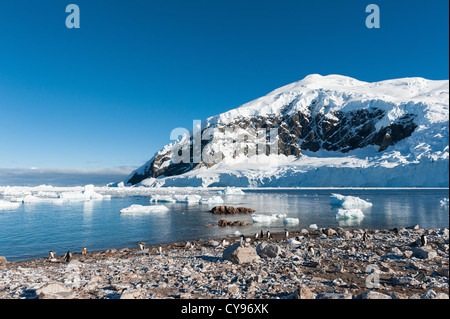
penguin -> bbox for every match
[158,245,163,255]
[307,246,315,256]
[267,231,272,240]
[255,232,259,239]
[285,229,289,238]
[393,227,399,235]
[82,246,87,256]
[260,230,264,238]
[420,234,428,246]
[239,236,244,247]
[48,251,55,260]
[138,242,146,251]
[362,232,368,242]
[63,251,72,263]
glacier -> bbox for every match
[125,74,449,188]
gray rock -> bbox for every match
[420,289,449,299]
[316,293,353,299]
[0,256,6,264]
[391,276,418,286]
[222,243,260,264]
[357,291,392,299]
[256,242,281,258]
[412,245,437,259]
[341,231,353,239]
[37,283,72,299]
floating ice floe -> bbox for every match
[220,187,245,195]
[251,213,287,223]
[440,198,449,207]
[0,200,22,210]
[335,208,365,220]
[120,204,170,214]
[59,185,109,201]
[22,195,64,204]
[330,194,373,209]
[283,218,300,225]
[199,196,224,205]
[150,194,220,204]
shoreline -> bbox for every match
[1,226,449,299]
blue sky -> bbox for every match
[0,0,448,184]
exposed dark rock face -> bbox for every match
[127,104,417,185]
[209,206,256,215]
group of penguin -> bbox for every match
[48,227,429,263]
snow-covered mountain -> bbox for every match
[126,74,449,187]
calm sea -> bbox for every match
[0,188,448,261]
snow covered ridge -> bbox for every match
[126,74,449,187]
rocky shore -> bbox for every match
[0,226,448,299]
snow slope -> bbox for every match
[127,74,449,187]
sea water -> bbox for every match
[0,188,448,261]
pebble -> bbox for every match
[0,227,448,299]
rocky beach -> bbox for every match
[0,226,448,300]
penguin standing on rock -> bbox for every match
[267,231,272,240]
[420,234,428,246]
[285,229,289,238]
[260,230,264,239]
[82,246,87,256]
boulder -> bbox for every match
[340,231,353,239]
[322,228,338,237]
[222,243,260,264]
[412,245,437,260]
[37,283,73,299]
[316,293,353,299]
[120,289,142,299]
[0,256,7,264]
[290,286,315,299]
[209,206,255,215]
[357,291,392,299]
[256,242,281,258]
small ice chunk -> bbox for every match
[220,187,245,195]
[283,218,300,225]
[149,195,177,203]
[120,204,169,214]
[330,193,373,209]
[199,196,224,205]
[0,200,22,210]
[309,224,318,230]
[440,198,449,207]
[335,208,365,220]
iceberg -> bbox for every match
[120,204,170,214]
[59,185,106,201]
[440,198,449,207]
[330,194,373,209]
[283,218,300,225]
[335,208,365,220]
[251,213,287,223]
[0,200,22,210]
[199,196,224,205]
[220,187,245,195]
[149,195,178,203]
[22,195,64,204]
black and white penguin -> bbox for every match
[158,245,163,255]
[285,229,289,238]
[362,232,368,242]
[82,246,87,256]
[267,231,272,240]
[255,232,259,239]
[420,234,428,246]
[393,228,399,234]
[260,230,264,238]
[138,242,146,251]
[48,251,55,260]
[63,251,72,263]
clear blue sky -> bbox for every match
[0,0,448,175]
